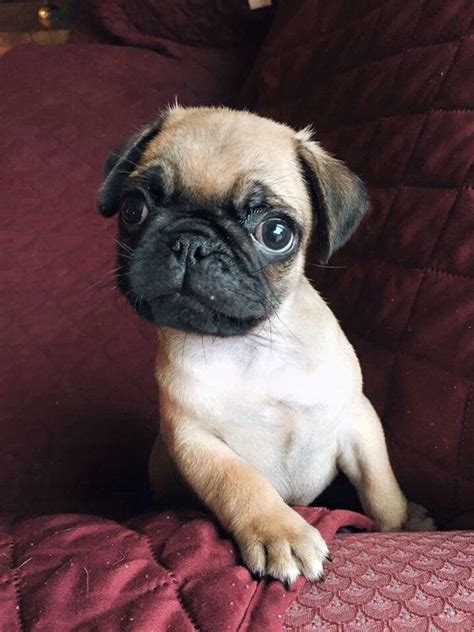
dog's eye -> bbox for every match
[253,218,294,254]
[120,198,148,226]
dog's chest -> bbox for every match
[179,332,352,412]
[172,336,345,503]
[216,395,339,504]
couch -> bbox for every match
[1,1,472,629]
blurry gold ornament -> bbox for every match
[38,3,63,29]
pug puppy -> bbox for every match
[98,106,432,585]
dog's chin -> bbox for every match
[130,291,265,337]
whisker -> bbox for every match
[263,284,303,346]
[87,271,122,291]
[114,239,133,253]
[105,266,122,276]
[181,333,188,366]
[274,311,303,346]
[86,284,119,293]
[112,154,142,170]
[306,262,348,270]
[268,311,273,359]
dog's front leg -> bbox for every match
[162,420,329,584]
[338,394,409,531]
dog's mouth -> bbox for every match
[116,223,274,336]
[128,288,266,337]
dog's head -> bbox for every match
[98,107,367,336]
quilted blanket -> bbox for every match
[0,508,373,631]
[240,0,474,528]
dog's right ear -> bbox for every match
[97,118,163,217]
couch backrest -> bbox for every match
[239,0,474,527]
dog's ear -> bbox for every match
[97,118,163,217]
[296,129,368,263]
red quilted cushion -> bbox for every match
[0,507,373,631]
[240,0,474,527]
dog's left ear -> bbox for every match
[296,129,368,263]
[97,118,163,217]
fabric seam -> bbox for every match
[9,530,26,632]
[141,531,202,632]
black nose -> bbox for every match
[171,233,211,264]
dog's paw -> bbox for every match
[403,502,436,532]
[235,507,329,585]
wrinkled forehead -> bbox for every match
[135,108,311,219]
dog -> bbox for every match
[98,106,433,584]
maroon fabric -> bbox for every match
[0,35,265,517]
[0,507,373,631]
[240,0,474,528]
[283,530,474,631]
[71,0,273,52]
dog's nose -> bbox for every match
[171,234,211,264]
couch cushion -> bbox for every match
[0,39,262,517]
[283,530,474,631]
[239,0,474,528]
[0,507,373,631]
